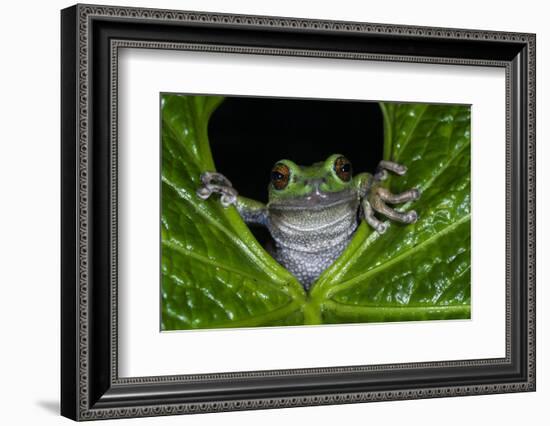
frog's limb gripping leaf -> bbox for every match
[362,160,420,233]
[197,172,269,224]
[369,187,419,224]
[196,171,238,207]
[235,197,269,226]
[362,199,388,234]
[370,193,418,224]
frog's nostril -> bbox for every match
[308,178,324,187]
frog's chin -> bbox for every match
[268,188,358,211]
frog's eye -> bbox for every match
[333,156,352,182]
[271,163,291,190]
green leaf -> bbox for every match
[161,95,305,330]
[310,103,471,323]
[161,96,471,329]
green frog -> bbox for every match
[197,154,420,290]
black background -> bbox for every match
[208,96,384,204]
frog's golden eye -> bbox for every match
[334,156,352,182]
[271,163,291,190]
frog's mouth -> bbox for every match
[268,188,358,211]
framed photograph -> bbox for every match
[61,3,536,421]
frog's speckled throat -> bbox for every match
[268,197,360,288]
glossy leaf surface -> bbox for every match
[311,103,471,323]
[161,95,471,329]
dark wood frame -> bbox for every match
[61,3,536,421]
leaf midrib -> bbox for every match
[322,300,471,315]
[196,299,303,329]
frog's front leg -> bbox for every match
[354,162,420,234]
[368,158,420,227]
[235,197,268,226]
[196,172,268,225]
[196,171,237,207]
[354,173,388,233]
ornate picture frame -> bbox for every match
[61,4,535,421]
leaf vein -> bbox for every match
[393,105,428,162]
[323,300,470,317]
[327,214,471,298]
[162,239,275,287]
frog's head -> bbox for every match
[267,154,357,210]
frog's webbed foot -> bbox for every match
[364,160,420,234]
[196,171,238,207]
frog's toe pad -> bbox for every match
[405,211,418,223]
[376,223,388,234]
[196,186,212,199]
[197,184,238,207]
[394,164,407,175]
[220,193,237,207]
[374,169,388,181]
[200,171,232,186]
